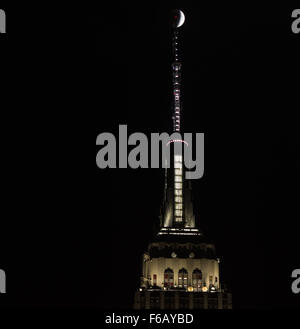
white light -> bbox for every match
[166,140,188,147]
[177,10,185,28]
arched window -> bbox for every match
[178,268,188,289]
[164,268,174,288]
[192,269,202,292]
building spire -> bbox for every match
[171,9,185,133]
[134,9,232,309]
[172,33,182,133]
[157,10,202,237]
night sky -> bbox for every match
[0,2,299,309]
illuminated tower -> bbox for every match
[134,9,232,309]
[158,10,199,233]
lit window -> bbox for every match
[174,161,182,169]
[175,216,182,222]
[175,169,182,175]
[175,196,182,203]
[178,268,188,289]
[164,268,174,288]
[175,176,182,182]
[175,210,182,217]
[175,203,182,210]
[174,155,182,162]
[192,269,202,292]
[175,183,182,189]
[174,155,182,169]
[175,190,182,196]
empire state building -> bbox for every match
[134,9,232,310]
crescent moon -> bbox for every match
[177,10,185,28]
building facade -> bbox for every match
[134,9,232,310]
